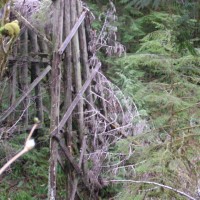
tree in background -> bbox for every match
[107,1,200,199]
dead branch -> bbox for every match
[53,134,82,175]
[107,179,197,200]
[0,122,39,176]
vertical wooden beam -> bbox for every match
[63,0,73,197]
[29,31,44,123]
[9,46,18,122]
[71,0,84,142]
[20,29,29,127]
[63,0,72,148]
[77,0,95,128]
[48,0,63,199]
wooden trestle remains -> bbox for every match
[0,0,144,199]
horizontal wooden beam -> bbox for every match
[8,56,49,64]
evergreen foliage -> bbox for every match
[107,6,200,200]
[1,0,200,199]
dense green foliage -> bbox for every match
[104,1,200,199]
[0,133,66,199]
[1,0,200,199]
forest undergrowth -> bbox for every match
[0,0,200,199]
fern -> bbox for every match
[107,8,200,199]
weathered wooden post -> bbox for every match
[48,0,63,199]
[20,29,29,127]
[29,31,44,123]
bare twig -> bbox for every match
[107,179,197,200]
[0,123,39,176]
[6,99,31,133]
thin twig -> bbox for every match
[174,124,200,133]
[10,8,52,47]
[6,99,31,133]
[0,123,38,176]
[107,179,197,200]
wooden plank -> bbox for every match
[51,62,101,137]
[58,10,87,55]
[8,56,49,64]
[0,65,51,123]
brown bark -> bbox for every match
[58,10,87,55]
[51,62,101,138]
[54,134,97,199]
[9,65,17,119]
[70,136,87,200]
